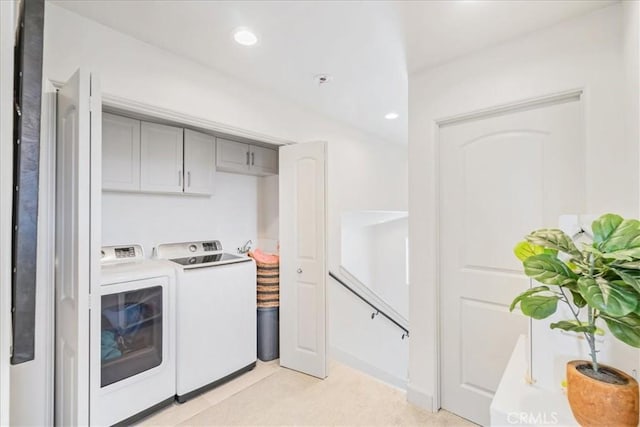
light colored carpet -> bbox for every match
[173,362,474,426]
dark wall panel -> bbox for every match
[12,0,45,364]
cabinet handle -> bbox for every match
[246,151,250,165]
[251,152,255,166]
[178,170,182,187]
[187,171,191,187]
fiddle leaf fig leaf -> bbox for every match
[581,245,603,256]
[601,249,640,262]
[599,219,640,259]
[514,241,545,262]
[509,286,551,312]
[519,295,559,319]
[611,268,640,294]
[570,290,587,308]
[577,277,638,317]
[523,254,578,286]
[592,214,624,246]
[601,313,640,348]
[526,229,581,258]
[614,261,640,270]
[550,320,597,335]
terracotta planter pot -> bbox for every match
[567,360,639,427]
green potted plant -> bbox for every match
[511,213,640,427]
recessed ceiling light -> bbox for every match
[385,112,399,120]
[233,28,258,46]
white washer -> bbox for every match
[155,240,257,402]
[94,245,177,426]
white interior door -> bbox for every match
[439,97,585,426]
[55,69,101,427]
[279,141,327,379]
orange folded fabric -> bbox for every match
[249,248,279,264]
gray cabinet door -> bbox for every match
[184,129,215,195]
[102,113,140,191]
[140,121,184,193]
[216,138,250,173]
[250,145,278,176]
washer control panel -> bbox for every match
[202,241,221,252]
[155,240,223,259]
[101,244,144,264]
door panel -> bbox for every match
[184,129,215,195]
[140,122,183,193]
[440,99,584,426]
[279,142,327,379]
[55,69,99,427]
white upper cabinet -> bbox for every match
[250,145,278,176]
[102,113,274,194]
[216,138,278,176]
[140,121,184,194]
[184,129,215,195]
[216,138,250,173]
[102,113,141,191]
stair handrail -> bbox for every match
[329,270,409,339]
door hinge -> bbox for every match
[89,96,99,113]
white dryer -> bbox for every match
[94,245,177,426]
[155,240,257,403]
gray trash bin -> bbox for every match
[257,307,279,361]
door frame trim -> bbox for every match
[49,80,296,147]
[438,89,583,127]
[433,88,584,412]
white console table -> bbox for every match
[490,335,578,427]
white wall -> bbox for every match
[340,213,409,318]
[327,142,408,273]
[408,3,639,411]
[623,0,640,378]
[341,221,374,286]
[102,172,258,256]
[326,141,408,388]
[371,217,409,319]
[43,0,409,395]
[335,211,409,386]
[624,1,640,214]
[329,282,409,389]
[257,175,279,253]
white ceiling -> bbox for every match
[51,0,614,145]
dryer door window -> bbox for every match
[101,286,163,387]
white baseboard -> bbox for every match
[329,346,407,390]
[406,382,437,412]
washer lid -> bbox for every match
[170,252,252,269]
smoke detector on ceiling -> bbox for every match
[314,74,333,86]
